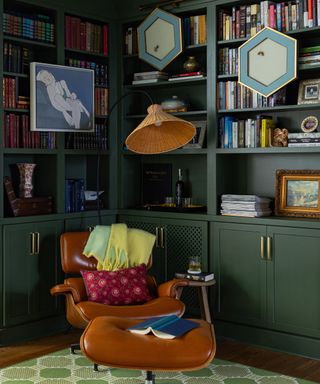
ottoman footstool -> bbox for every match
[80,316,216,384]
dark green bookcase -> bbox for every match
[0,0,118,345]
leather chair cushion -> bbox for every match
[81,316,216,371]
[76,296,185,321]
[81,264,152,305]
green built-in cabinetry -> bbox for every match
[212,219,320,358]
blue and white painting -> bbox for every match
[30,62,94,131]
[286,180,319,208]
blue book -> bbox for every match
[127,315,198,339]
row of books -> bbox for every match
[65,178,85,213]
[3,77,17,109]
[95,88,108,116]
[218,48,238,76]
[123,14,206,56]
[65,124,108,150]
[219,115,275,148]
[218,0,320,42]
[66,59,108,87]
[221,194,272,217]
[299,45,320,67]
[288,132,320,146]
[182,14,207,46]
[3,113,56,149]
[65,15,108,55]
[3,43,32,74]
[4,12,55,43]
[217,81,286,110]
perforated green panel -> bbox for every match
[166,222,208,317]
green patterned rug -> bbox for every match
[0,348,315,384]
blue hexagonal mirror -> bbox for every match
[239,27,297,97]
[137,8,182,70]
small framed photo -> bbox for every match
[298,79,320,105]
[183,120,206,148]
[275,169,320,218]
[300,115,319,133]
[30,62,94,132]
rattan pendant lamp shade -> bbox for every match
[125,104,196,154]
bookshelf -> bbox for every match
[0,0,116,345]
[212,0,320,359]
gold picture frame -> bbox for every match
[275,169,320,218]
[297,79,320,105]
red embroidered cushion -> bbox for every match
[81,264,152,305]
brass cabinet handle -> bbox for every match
[260,236,265,260]
[155,227,160,248]
[160,227,165,248]
[267,236,272,261]
[35,232,40,254]
[30,232,35,255]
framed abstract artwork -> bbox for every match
[275,169,320,218]
[30,62,94,132]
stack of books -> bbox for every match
[299,46,320,67]
[168,71,206,81]
[221,194,272,217]
[132,71,168,85]
[175,271,214,282]
[288,132,320,147]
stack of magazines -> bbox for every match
[132,71,168,85]
[221,194,272,217]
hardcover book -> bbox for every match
[175,271,215,282]
[142,163,172,205]
[128,315,198,339]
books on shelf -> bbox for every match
[175,271,214,282]
[288,132,320,147]
[128,315,198,339]
[219,115,275,149]
[65,178,85,213]
[182,14,207,46]
[218,1,320,42]
[221,194,272,217]
[299,46,320,67]
[65,15,108,55]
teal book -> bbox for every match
[128,315,198,339]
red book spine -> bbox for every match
[308,0,313,26]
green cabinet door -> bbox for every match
[3,220,63,327]
[213,222,267,327]
[267,226,320,338]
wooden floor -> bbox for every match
[0,331,319,383]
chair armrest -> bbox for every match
[157,278,189,298]
[50,277,87,303]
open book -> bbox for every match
[127,315,198,339]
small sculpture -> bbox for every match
[270,128,289,147]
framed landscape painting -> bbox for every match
[275,169,320,218]
[30,62,94,132]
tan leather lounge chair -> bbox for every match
[51,231,188,354]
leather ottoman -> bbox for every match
[80,316,216,383]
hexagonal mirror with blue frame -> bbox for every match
[238,27,297,97]
[137,8,182,70]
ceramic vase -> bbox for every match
[16,163,36,198]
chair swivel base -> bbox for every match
[70,343,81,354]
[80,316,216,382]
